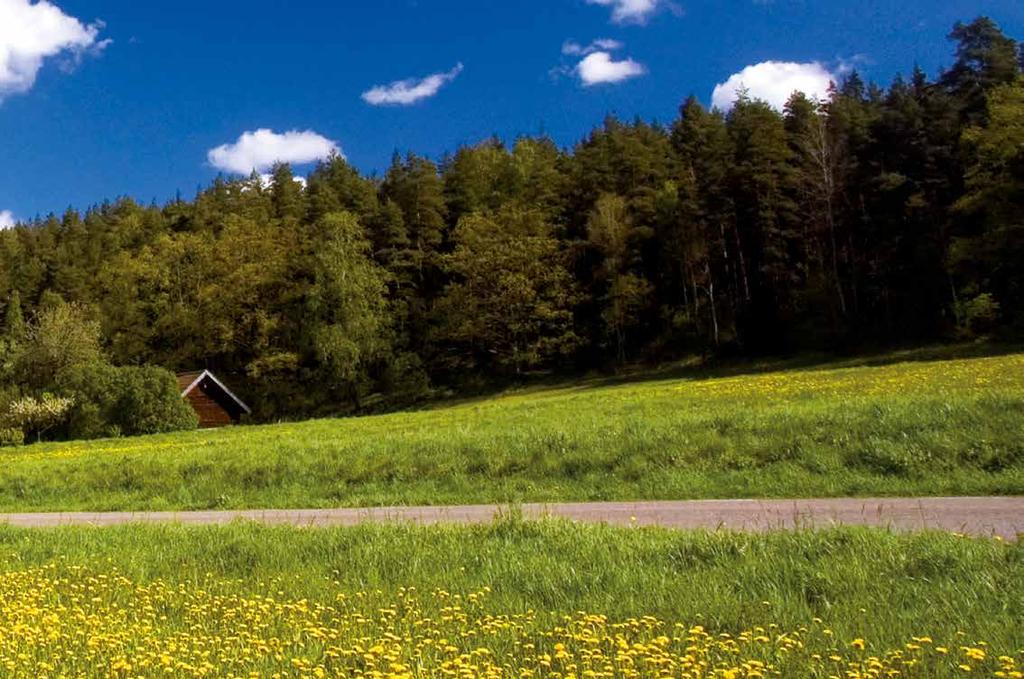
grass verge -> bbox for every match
[0,521,1018,676]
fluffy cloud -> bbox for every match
[0,210,15,229]
[361,63,463,106]
[0,0,109,99]
[586,0,660,24]
[207,129,340,175]
[577,51,646,86]
[711,61,835,112]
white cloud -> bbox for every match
[562,38,623,56]
[711,61,835,112]
[586,0,660,24]
[577,51,646,86]
[207,129,340,175]
[0,210,15,229]
[0,0,109,99]
[361,63,463,106]
[258,173,307,190]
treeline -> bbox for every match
[1,17,1022,424]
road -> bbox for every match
[0,497,1020,538]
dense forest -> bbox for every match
[1,17,1022,428]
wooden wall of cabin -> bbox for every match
[185,388,234,428]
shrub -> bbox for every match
[0,427,23,448]
[955,292,1001,337]
[1,393,76,443]
[58,363,198,440]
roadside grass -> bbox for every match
[0,521,1018,676]
[1,347,1022,512]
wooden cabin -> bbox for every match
[177,370,251,428]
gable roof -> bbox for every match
[176,371,204,391]
[177,369,252,415]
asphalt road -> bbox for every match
[0,497,1020,538]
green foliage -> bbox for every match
[587,194,653,362]
[955,293,1002,337]
[382,153,447,257]
[953,77,1024,329]
[942,17,1021,123]
[434,209,580,375]
[307,211,394,404]
[0,428,23,448]
[2,291,25,342]
[14,302,102,390]
[56,363,198,440]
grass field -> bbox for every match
[0,346,1022,511]
[0,521,1017,677]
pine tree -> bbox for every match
[669,98,740,345]
[942,17,1021,125]
[269,163,305,223]
[442,138,516,225]
[383,153,448,261]
[2,290,26,342]
[305,153,380,224]
[728,95,800,346]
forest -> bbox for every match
[0,17,1022,428]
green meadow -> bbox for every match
[1,346,1022,512]
[0,522,1018,677]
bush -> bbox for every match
[1,393,75,443]
[0,428,23,448]
[956,292,1001,337]
[58,363,198,440]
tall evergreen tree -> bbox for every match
[728,95,800,347]
[942,17,1021,124]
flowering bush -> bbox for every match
[0,392,75,442]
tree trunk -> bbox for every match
[707,273,720,348]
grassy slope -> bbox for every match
[2,346,1023,511]
[0,521,1020,651]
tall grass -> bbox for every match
[0,521,1018,651]
[1,350,1022,511]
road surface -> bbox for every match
[0,497,1020,538]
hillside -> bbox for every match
[2,347,1022,512]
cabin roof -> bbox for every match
[176,369,252,415]
[176,371,204,391]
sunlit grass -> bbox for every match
[1,348,1022,511]
[0,521,1018,677]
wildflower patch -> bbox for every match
[0,564,1017,678]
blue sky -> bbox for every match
[1,0,1022,224]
